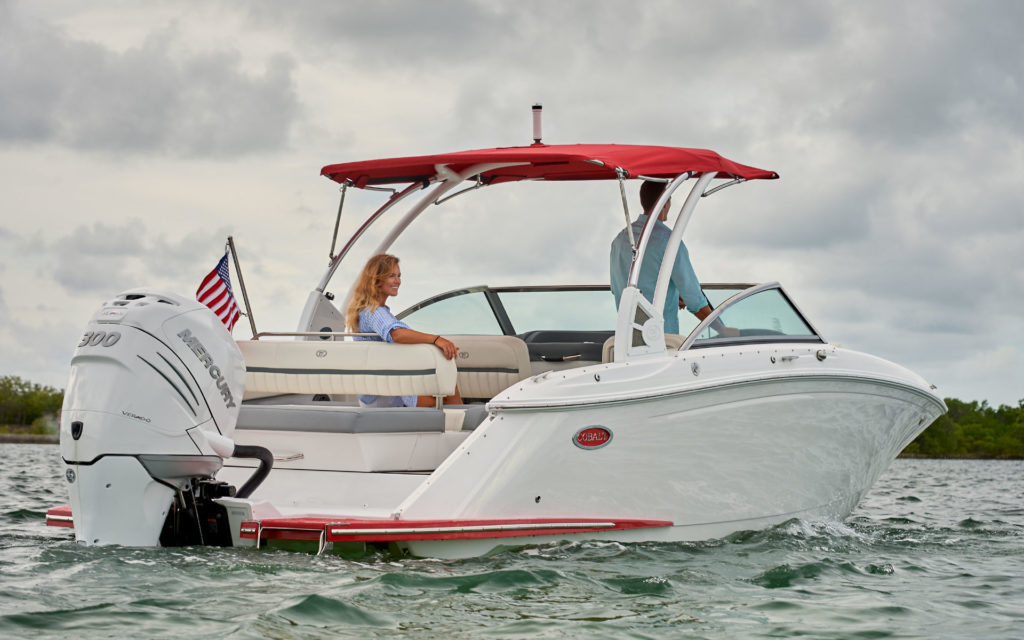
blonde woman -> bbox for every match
[346,254,462,408]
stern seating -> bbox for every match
[233,339,498,471]
[234,336,528,439]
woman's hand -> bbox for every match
[434,336,458,360]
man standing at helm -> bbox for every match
[610,180,735,336]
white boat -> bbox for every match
[48,119,946,558]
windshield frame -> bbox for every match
[396,282,825,352]
[679,282,825,351]
[395,283,764,337]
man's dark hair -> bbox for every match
[639,180,669,214]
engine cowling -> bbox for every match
[59,289,245,546]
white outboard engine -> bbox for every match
[59,289,270,547]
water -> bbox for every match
[1,445,1021,639]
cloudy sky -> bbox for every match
[1,0,1021,406]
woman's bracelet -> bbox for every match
[432,335,440,345]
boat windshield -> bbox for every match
[398,284,755,338]
[675,286,747,337]
[496,289,613,333]
[398,289,504,335]
[398,286,614,336]
[397,283,820,364]
[686,286,822,349]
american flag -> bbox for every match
[197,253,241,331]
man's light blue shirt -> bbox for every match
[355,305,417,408]
[609,214,708,335]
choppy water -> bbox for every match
[1,445,1021,639]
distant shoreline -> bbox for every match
[898,452,1022,460]
[0,434,58,444]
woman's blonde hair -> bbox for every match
[346,254,400,331]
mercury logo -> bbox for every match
[177,328,237,408]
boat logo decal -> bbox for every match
[573,426,613,450]
[315,349,327,358]
[65,468,76,483]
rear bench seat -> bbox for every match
[238,339,457,400]
[234,335,531,434]
[230,337,530,473]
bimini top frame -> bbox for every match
[313,143,778,359]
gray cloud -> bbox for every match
[832,4,1024,148]
[0,11,299,156]
[244,0,509,66]
[233,0,1024,155]
[50,220,147,291]
[38,220,234,294]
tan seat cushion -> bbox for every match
[238,339,457,399]
[449,335,532,400]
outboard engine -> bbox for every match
[59,289,269,547]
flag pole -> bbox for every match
[227,236,258,338]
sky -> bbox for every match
[0,0,1021,407]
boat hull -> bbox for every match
[386,354,944,556]
[215,360,942,558]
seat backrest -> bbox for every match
[238,339,457,400]
[602,333,685,362]
[450,335,532,401]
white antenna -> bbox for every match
[532,104,543,145]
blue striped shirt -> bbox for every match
[355,305,417,408]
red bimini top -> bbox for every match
[320,144,778,188]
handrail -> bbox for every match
[249,331,376,341]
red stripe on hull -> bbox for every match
[243,516,673,543]
[45,503,673,544]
